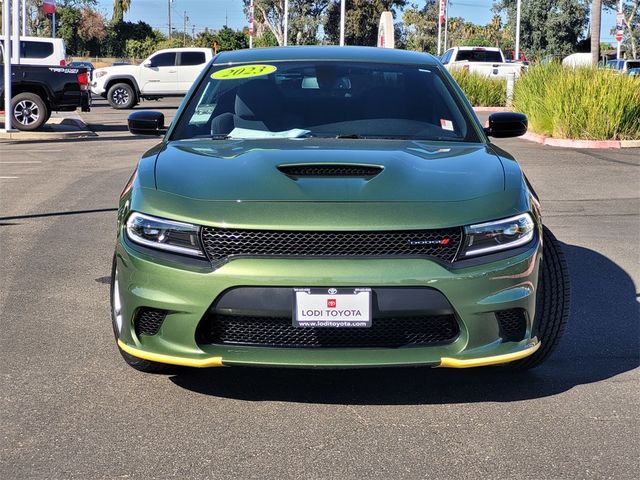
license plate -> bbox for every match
[293,288,372,328]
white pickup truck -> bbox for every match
[440,47,525,79]
[92,47,214,109]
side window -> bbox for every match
[21,41,53,59]
[149,52,176,67]
[180,52,206,66]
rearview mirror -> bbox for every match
[128,111,167,136]
[484,112,528,138]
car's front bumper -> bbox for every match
[114,237,542,369]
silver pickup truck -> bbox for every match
[440,47,526,79]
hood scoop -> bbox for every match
[278,163,383,179]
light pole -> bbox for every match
[437,0,444,55]
[339,0,345,46]
[443,0,449,51]
[515,0,521,61]
[2,0,14,131]
[282,0,289,46]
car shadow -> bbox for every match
[169,243,639,404]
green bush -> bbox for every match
[449,70,506,107]
[514,63,640,140]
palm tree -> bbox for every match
[113,0,132,24]
[591,0,601,65]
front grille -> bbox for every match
[278,164,383,177]
[200,227,462,264]
[134,308,167,337]
[496,308,527,342]
[197,314,459,348]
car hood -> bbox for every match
[154,139,505,203]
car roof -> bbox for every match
[214,46,439,66]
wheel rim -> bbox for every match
[14,100,40,126]
[111,87,130,105]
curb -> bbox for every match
[473,107,510,112]
[519,132,640,149]
[0,112,96,141]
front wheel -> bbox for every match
[507,226,570,370]
[110,254,176,373]
[107,82,137,109]
[11,93,49,131]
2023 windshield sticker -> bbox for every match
[211,64,277,80]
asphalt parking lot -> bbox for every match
[1,98,638,479]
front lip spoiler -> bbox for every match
[117,339,224,367]
[117,338,540,369]
[438,339,540,368]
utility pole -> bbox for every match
[192,24,195,39]
[183,11,188,46]
[168,0,172,39]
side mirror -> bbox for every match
[484,112,528,138]
[128,111,167,136]
[143,61,153,68]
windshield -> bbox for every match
[171,61,480,142]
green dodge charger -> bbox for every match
[112,46,570,373]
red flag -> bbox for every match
[42,0,56,14]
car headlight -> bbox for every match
[460,213,535,258]
[125,212,205,257]
[94,70,107,79]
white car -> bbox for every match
[1,36,66,66]
[440,46,526,78]
[92,47,214,109]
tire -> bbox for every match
[107,82,137,109]
[11,93,48,131]
[506,225,570,370]
[110,254,176,374]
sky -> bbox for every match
[95,0,620,44]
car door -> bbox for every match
[177,51,208,93]
[139,52,177,94]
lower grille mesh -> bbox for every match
[134,308,167,337]
[198,314,459,348]
[496,308,527,342]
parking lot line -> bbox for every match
[0,161,43,164]
[0,176,19,179]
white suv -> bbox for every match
[92,47,214,109]
[1,37,66,66]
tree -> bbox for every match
[324,0,407,46]
[112,0,131,24]
[242,1,328,46]
[619,0,639,59]
[402,1,438,52]
[493,0,590,58]
[214,26,250,52]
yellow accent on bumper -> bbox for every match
[439,341,541,368]
[117,340,224,368]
